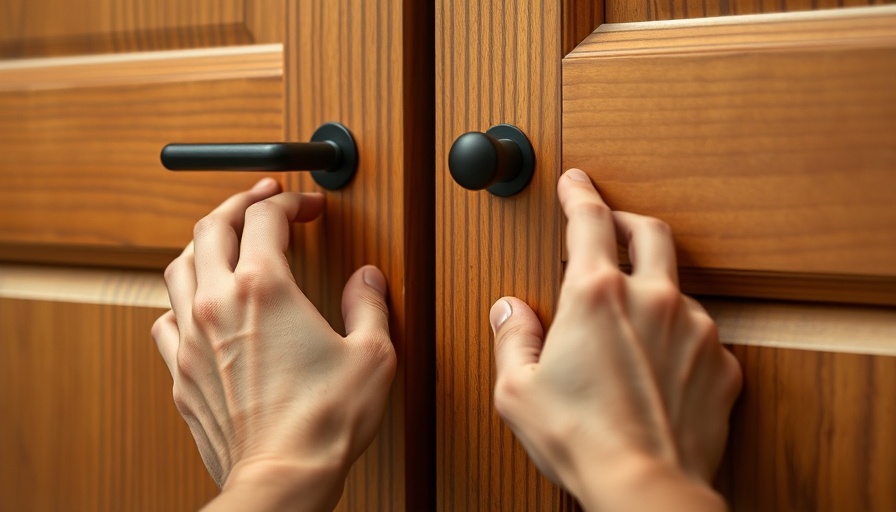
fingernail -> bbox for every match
[363,267,388,295]
[564,169,590,182]
[251,177,276,192]
[489,299,512,334]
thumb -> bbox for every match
[342,265,391,339]
[491,297,545,377]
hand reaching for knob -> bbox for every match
[152,171,741,511]
[490,169,742,511]
[152,178,396,511]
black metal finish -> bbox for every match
[308,122,357,190]
[160,122,358,190]
[447,124,534,197]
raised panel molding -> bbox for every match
[0,0,283,58]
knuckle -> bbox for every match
[164,258,183,284]
[643,216,672,237]
[171,385,193,417]
[233,263,277,298]
[191,293,226,327]
[568,269,626,304]
[245,199,279,220]
[569,200,612,223]
[493,323,530,353]
[174,348,196,381]
[363,334,397,373]
[150,315,166,341]
[192,214,221,240]
[692,312,719,342]
[359,292,390,321]
[643,282,682,313]
[493,371,529,420]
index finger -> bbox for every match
[192,177,282,288]
[237,192,325,270]
[557,169,619,273]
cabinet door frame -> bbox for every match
[437,2,896,511]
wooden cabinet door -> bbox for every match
[0,1,433,510]
[437,2,896,510]
[436,3,600,509]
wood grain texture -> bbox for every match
[0,0,283,58]
[0,44,282,92]
[605,0,890,23]
[562,1,604,55]
[563,8,896,292]
[284,1,434,510]
[679,269,896,307]
[702,298,896,356]
[0,297,218,510]
[0,47,283,261]
[0,243,179,272]
[716,345,896,511]
[0,264,168,307]
[436,1,603,510]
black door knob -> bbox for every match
[161,122,357,190]
[448,124,534,197]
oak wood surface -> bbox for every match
[0,43,283,92]
[563,1,605,54]
[0,46,283,261]
[284,1,435,509]
[0,0,283,58]
[716,345,896,511]
[436,1,606,510]
[703,298,896,356]
[561,6,896,511]
[0,2,289,508]
[563,8,896,293]
[0,296,218,510]
[604,0,889,23]
[0,264,168,307]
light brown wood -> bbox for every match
[0,47,283,262]
[284,1,435,509]
[574,6,896,55]
[0,264,168,307]
[716,345,896,511]
[0,0,283,58]
[558,6,896,510]
[0,297,218,510]
[436,1,606,510]
[563,8,896,299]
[0,44,282,92]
[0,2,291,507]
[604,0,888,23]
[702,298,896,356]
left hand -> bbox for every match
[152,178,396,510]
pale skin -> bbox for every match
[153,170,742,510]
[490,168,742,510]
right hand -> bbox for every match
[490,169,742,509]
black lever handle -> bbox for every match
[161,122,357,190]
[448,124,535,197]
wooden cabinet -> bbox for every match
[0,1,433,510]
[437,1,896,511]
[3,0,895,510]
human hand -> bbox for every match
[152,178,396,510]
[490,169,742,510]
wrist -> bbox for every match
[205,457,349,512]
[566,453,726,512]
